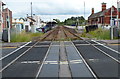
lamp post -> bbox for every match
[117,0,120,28]
[7,8,10,42]
[110,6,113,40]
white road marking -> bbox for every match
[70,59,83,64]
[60,61,68,65]
[21,60,83,65]
[76,44,103,46]
[0,45,33,72]
[93,45,120,63]
[86,41,120,63]
[0,41,31,60]
[0,41,38,72]
[21,61,40,64]
[44,61,58,64]
[35,42,52,79]
[88,59,99,62]
[92,40,120,54]
[71,41,98,79]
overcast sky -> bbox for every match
[2,0,118,21]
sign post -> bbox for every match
[117,0,119,28]
[7,8,10,42]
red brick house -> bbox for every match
[0,1,6,32]
[88,3,120,26]
[2,8,12,29]
[0,1,12,31]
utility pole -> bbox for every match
[77,16,79,29]
[84,1,85,25]
[76,16,78,29]
[110,6,113,40]
[7,8,10,42]
[77,17,79,27]
[30,2,33,26]
[31,2,32,19]
[117,0,119,28]
[50,18,52,29]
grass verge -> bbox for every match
[11,32,43,42]
[81,28,111,40]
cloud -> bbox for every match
[2,0,117,21]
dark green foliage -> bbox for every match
[64,16,85,26]
[53,16,86,26]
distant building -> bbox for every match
[2,8,12,29]
[27,15,42,33]
[0,1,12,32]
[0,1,6,32]
[88,2,120,27]
[12,18,31,33]
[27,15,41,27]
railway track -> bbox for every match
[35,26,82,41]
[1,27,61,73]
[1,28,59,78]
[1,26,119,79]
[62,26,82,40]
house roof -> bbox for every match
[88,7,111,19]
[27,17,36,22]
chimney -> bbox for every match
[102,2,106,11]
[92,8,94,14]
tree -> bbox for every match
[63,16,85,26]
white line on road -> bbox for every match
[0,41,38,72]
[71,41,98,79]
[20,60,82,65]
[0,45,33,72]
[86,41,120,63]
[35,42,52,79]
[0,41,31,60]
[92,45,120,63]
[92,40,120,54]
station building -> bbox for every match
[88,2,120,27]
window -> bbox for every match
[21,24,24,29]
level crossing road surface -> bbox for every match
[1,40,119,79]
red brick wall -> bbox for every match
[2,8,12,29]
[88,6,119,25]
[105,16,110,25]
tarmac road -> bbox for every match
[73,40,119,79]
[1,40,120,79]
[1,41,50,78]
